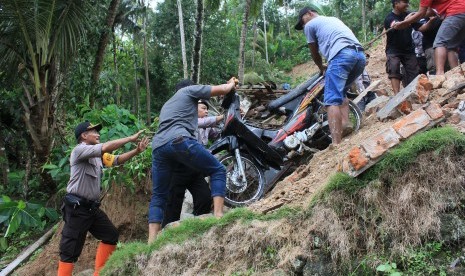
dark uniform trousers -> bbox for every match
[59,199,118,263]
[162,163,212,228]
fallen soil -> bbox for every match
[250,39,394,213]
[13,40,406,276]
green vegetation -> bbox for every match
[0,0,454,273]
[311,126,465,206]
[0,196,59,264]
[400,242,449,275]
[102,127,465,275]
[102,206,302,275]
[376,262,402,276]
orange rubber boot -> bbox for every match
[94,242,116,276]
[57,261,74,276]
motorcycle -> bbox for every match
[209,73,362,207]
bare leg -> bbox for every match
[448,50,459,69]
[435,46,448,75]
[390,78,401,94]
[327,105,343,145]
[213,196,224,218]
[340,98,350,127]
[148,223,161,244]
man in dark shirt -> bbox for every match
[392,0,465,76]
[414,15,443,73]
[384,0,419,94]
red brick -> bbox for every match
[348,147,369,171]
[442,101,459,110]
[448,112,462,124]
[415,84,430,103]
[397,100,412,114]
[361,128,401,159]
[392,109,431,139]
[418,74,433,91]
[342,158,351,173]
[425,103,445,120]
[442,74,465,90]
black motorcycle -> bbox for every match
[209,74,362,207]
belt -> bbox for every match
[346,45,364,52]
[64,193,100,210]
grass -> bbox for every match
[102,206,302,275]
[102,127,465,275]
[310,126,465,207]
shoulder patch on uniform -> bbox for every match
[102,153,116,167]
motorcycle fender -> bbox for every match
[209,136,239,155]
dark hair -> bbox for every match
[392,0,407,8]
[175,79,195,92]
[198,99,209,109]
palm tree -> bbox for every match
[0,0,91,194]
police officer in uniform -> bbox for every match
[57,121,149,276]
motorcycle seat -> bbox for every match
[268,74,321,112]
[246,125,279,140]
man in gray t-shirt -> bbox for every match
[57,121,149,275]
[148,77,237,243]
[295,6,366,145]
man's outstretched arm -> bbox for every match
[116,137,150,164]
[101,130,145,153]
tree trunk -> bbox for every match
[238,0,252,84]
[361,0,366,42]
[284,0,290,37]
[191,0,204,83]
[90,0,121,107]
[177,0,188,79]
[0,131,8,188]
[133,41,140,117]
[21,62,59,195]
[23,150,31,199]
[112,30,121,105]
[252,21,257,68]
[143,0,151,125]
[262,4,268,64]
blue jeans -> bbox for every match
[324,47,366,106]
[149,136,226,223]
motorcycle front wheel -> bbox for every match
[218,153,265,207]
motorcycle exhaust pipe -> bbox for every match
[283,122,321,150]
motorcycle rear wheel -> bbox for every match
[315,100,363,145]
[218,153,265,207]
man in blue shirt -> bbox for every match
[295,6,366,145]
[148,78,237,243]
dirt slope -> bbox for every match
[250,40,393,213]
[12,41,391,276]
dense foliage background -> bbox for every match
[0,0,421,260]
